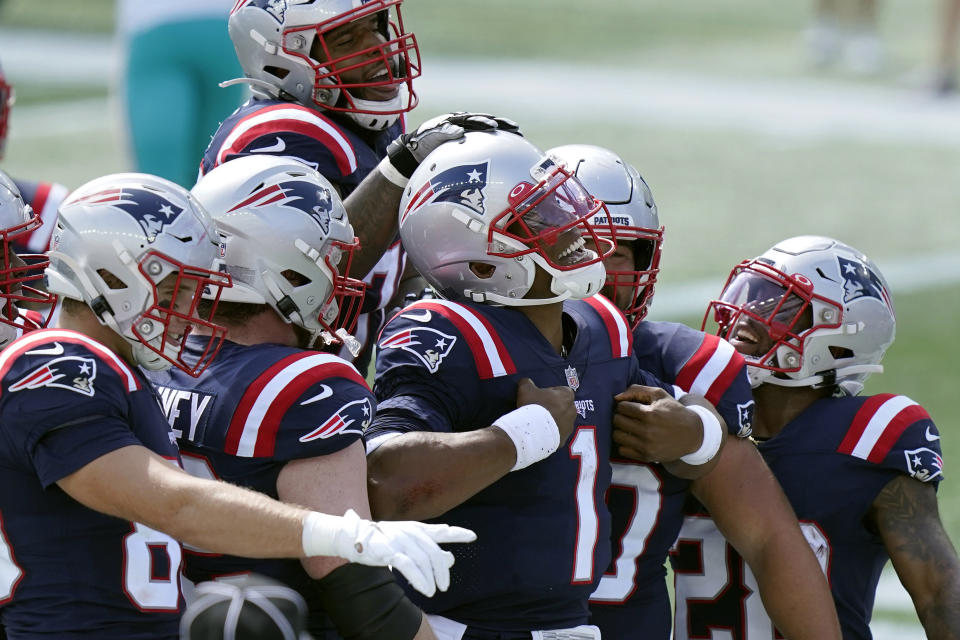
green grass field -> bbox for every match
[1,1,958,634]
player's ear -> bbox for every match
[468,262,495,279]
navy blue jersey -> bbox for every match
[590,319,754,639]
[200,97,407,367]
[370,295,673,631]
[146,339,371,634]
[672,394,943,640]
[0,329,183,639]
[10,177,68,253]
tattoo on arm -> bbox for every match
[871,475,960,639]
[344,171,403,280]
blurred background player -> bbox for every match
[550,144,840,640]
[673,236,960,638]
[152,155,439,639]
[205,0,518,369]
[804,0,885,74]
[934,0,960,94]
[366,130,727,638]
[0,171,474,638]
[0,169,57,346]
[117,0,245,188]
[0,59,68,253]
[181,574,312,640]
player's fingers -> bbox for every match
[613,399,653,420]
[420,523,477,544]
[389,553,436,597]
[614,384,664,403]
[617,444,657,462]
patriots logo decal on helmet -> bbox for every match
[401,162,488,224]
[229,180,334,234]
[904,447,943,482]
[235,0,288,22]
[70,188,185,243]
[380,326,457,373]
[838,256,890,307]
[9,355,97,397]
[299,397,372,442]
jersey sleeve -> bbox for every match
[837,394,944,484]
[0,338,144,488]
[221,351,370,461]
[369,305,485,443]
[208,102,360,187]
[639,322,755,437]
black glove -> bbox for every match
[381,112,523,185]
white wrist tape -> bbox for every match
[680,405,724,466]
[493,404,561,471]
[302,511,355,558]
[377,156,409,188]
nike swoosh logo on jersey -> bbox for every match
[926,426,940,441]
[401,310,432,322]
[25,342,64,356]
[250,137,286,153]
[300,384,333,406]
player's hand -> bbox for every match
[383,112,523,183]
[516,377,576,444]
[303,509,476,597]
[612,385,704,462]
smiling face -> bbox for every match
[310,11,400,103]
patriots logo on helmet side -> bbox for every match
[904,446,944,482]
[229,180,334,234]
[299,397,372,442]
[9,356,97,397]
[838,256,890,308]
[400,162,488,224]
[241,0,288,22]
[380,327,457,373]
[71,187,185,243]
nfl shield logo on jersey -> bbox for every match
[565,365,580,391]
[736,400,755,437]
[904,447,944,482]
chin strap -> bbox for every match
[753,363,884,391]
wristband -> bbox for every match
[302,510,356,558]
[680,405,724,466]
[492,404,561,471]
[377,156,409,188]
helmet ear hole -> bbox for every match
[469,262,496,279]
[829,346,854,359]
[96,269,127,290]
[281,269,310,288]
[263,66,290,80]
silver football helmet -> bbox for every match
[704,235,896,396]
[227,0,420,131]
[46,173,232,376]
[0,60,12,159]
[399,130,613,307]
[548,144,663,326]
[0,170,57,348]
[191,155,365,351]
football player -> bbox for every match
[0,172,474,638]
[150,155,439,639]
[0,170,57,348]
[673,236,960,638]
[366,129,728,638]
[204,0,517,369]
[549,145,841,639]
[0,59,69,253]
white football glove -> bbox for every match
[302,509,476,597]
[380,111,522,186]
